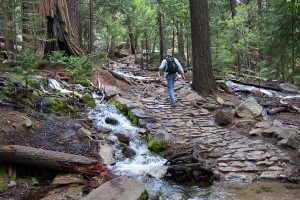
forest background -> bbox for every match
[0,0,300,87]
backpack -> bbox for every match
[165,57,178,73]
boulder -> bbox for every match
[83,177,147,200]
[236,119,256,128]
[279,83,300,93]
[235,98,263,118]
[215,111,233,126]
[114,132,130,145]
[185,92,205,103]
[105,117,119,126]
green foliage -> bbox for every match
[67,56,92,82]
[293,75,300,85]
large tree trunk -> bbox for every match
[177,22,186,65]
[89,0,94,54]
[189,0,217,95]
[0,145,108,175]
[2,0,16,59]
[157,0,164,61]
[39,0,85,57]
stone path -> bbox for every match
[125,79,297,182]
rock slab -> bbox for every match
[83,176,146,200]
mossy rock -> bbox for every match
[108,98,127,113]
[128,110,139,126]
[43,97,66,113]
[67,105,78,112]
[82,93,96,107]
[23,98,34,108]
[147,139,169,154]
[138,190,149,200]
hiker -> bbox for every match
[159,52,185,106]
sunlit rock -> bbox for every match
[83,177,147,200]
[235,98,263,118]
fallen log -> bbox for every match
[268,107,287,115]
[108,68,132,85]
[0,145,108,175]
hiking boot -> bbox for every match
[170,101,177,107]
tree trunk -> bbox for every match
[39,0,84,57]
[0,145,108,175]
[189,0,217,95]
[172,17,175,55]
[177,22,186,65]
[89,0,94,54]
[157,0,164,61]
[186,35,190,68]
[291,0,295,83]
[230,0,237,18]
[2,0,15,59]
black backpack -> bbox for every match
[165,57,178,73]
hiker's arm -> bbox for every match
[174,59,185,79]
[158,59,166,76]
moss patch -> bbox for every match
[44,97,65,113]
[108,98,127,113]
[147,139,169,154]
[82,93,96,107]
[128,110,139,126]
[138,190,149,200]
[23,98,34,108]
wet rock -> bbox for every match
[114,132,130,145]
[98,141,115,165]
[83,177,147,200]
[279,83,300,93]
[215,111,233,126]
[105,117,119,125]
[235,98,263,118]
[120,144,136,158]
[23,119,33,128]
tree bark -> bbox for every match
[189,0,217,95]
[0,145,108,175]
[89,0,94,54]
[2,0,15,59]
[39,0,85,56]
[177,22,186,65]
[157,0,164,61]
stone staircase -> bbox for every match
[127,80,298,182]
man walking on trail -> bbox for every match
[159,51,185,106]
